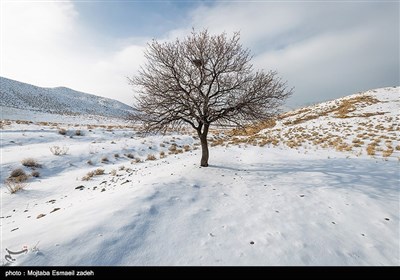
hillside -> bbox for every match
[1,86,399,266]
[0,76,135,120]
[225,86,400,159]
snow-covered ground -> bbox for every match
[1,87,399,266]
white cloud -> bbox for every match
[1,0,145,105]
[1,1,398,108]
[168,2,399,107]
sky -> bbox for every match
[0,0,399,108]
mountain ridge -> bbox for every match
[0,76,135,119]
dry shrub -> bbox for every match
[82,169,103,181]
[110,169,117,176]
[95,168,105,175]
[183,145,191,151]
[119,165,125,171]
[114,153,120,158]
[125,153,135,159]
[21,158,41,168]
[366,144,376,156]
[5,181,27,194]
[31,171,40,178]
[75,130,83,136]
[8,168,29,182]
[395,145,400,151]
[58,128,67,135]
[50,145,69,156]
[168,144,177,152]
[383,147,394,157]
[101,156,109,163]
[146,154,157,161]
[160,151,166,158]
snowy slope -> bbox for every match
[0,76,135,120]
[1,87,399,266]
[228,86,400,160]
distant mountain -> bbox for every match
[0,76,135,119]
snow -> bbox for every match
[0,76,135,120]
[1,87,399,266]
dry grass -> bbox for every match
[125,153,135,159]
[8,168,29,183]
[58,128,68,135]
[146,154,157,161]
[21,158,42,168]
[5,181,27,194]
[366,144,376,156]
[82,168,105,181]
[383,147,394,157]
[101,156,109,163]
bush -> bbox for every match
[5,181,27,194]
[146,154,157,161]
[21,158,42,168]
[50,145,69,156]
[101,156,109,163]
[9,168,28,182]
[94,168,105,175]
[58,128,67,135]
[125,153,135,159]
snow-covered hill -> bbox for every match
[1,86,399,266]
[0,76,135,120]
[227,86,400,159]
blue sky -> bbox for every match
[1,0,398,108]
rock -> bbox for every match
[50,208,61,213]
[75,185,85,190]
[299,194,305,197]
[101,188,106,192]
[250,241,255,245]
[37,214,46,219]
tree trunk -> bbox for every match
[198,123,210,167]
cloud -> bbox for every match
[168,1,399,107]
[1,0,145,105]
[1,1,398,108]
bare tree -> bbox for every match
[129,29,292,167]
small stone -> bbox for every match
[250,241,255,245]
[332,222,336,224]
[101,188,106,192]
[11,228,19,232]
[37,214,46,219]
[385,218,390,221]
[300,195,305,197]
[50,208,61,213]
[75,185,85,190]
